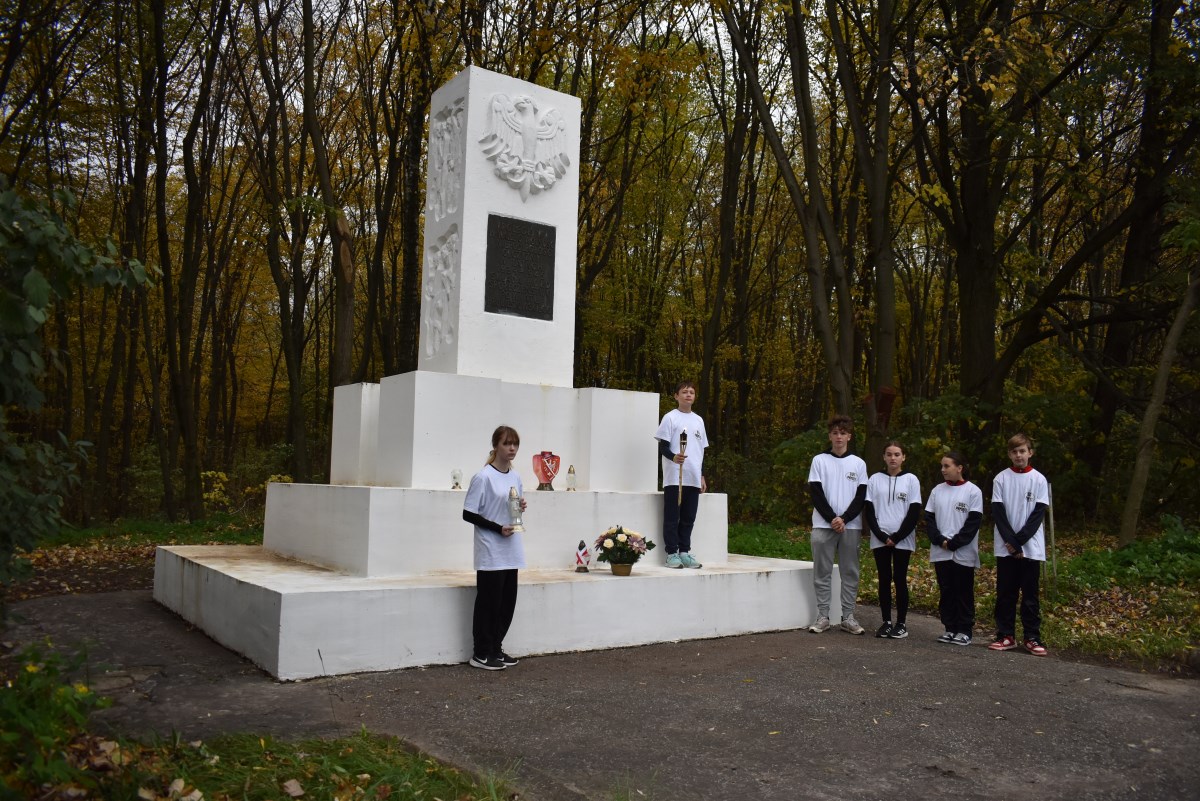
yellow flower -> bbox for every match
[617,533,628,543]
[25,664,40,674]
[603,538,615,549]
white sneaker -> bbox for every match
[809,616,831,633]
[841,616,865,635]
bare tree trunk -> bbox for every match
[700,1,753,435]
[302,0,355,390]
[825,0,898,460]
[1119,274,1200,546]
[1083,0,1182,504]
[721,3,855,414]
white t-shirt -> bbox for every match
[464,463,526,571]
[992,467,1049,561]
[808,451,868,531]
[655,409,708,489]
[925,481,983,567]
[866,471,923,550]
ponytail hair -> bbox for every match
[944,450,970,480]
[486,425,521,465]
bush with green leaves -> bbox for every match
[1066,516,1200,590]
[710,425,830,524]
[0,642,112,794]
[0,181,148,611]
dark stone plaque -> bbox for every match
[485,214,555,321]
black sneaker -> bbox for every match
[469,655,506,671]
[888,622,909,639]
[875,622,893,638]
[496,652,520,666]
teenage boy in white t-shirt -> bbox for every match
[655,380,709,569]
[807,415,869,634]
[988,432,1051,656]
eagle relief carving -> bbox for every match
[478,93,570,201]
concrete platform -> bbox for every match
[154,545,832,680]
[263,483,730,576]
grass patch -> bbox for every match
[43,511,264,549]
[0,644,511,800]
[730,516,1200,670]
[728,523,811,561]
[113,730,511,801]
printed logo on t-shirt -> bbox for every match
[897,492,908,502]
[955,501,968,513]
[846,471,859,482]
[1025,490,1034,502]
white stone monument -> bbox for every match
[154,67,828,680]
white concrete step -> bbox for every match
[154,545,832,680]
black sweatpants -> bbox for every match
[934,560,975,636]
[473,569,518,659]
[994,555,1042,640]
[662,485,700,555]
[874,547,912,624]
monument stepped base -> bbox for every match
[154,546,835,680]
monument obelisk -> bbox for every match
[153,67,823,680]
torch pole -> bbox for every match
[677,431,688,506]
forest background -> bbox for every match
[2,0,1199,545]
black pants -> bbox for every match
[662,486,700,555]
[934,560,975,636]
[473,569,518,659]
[994,556,1041,640]
[874,547,912,624]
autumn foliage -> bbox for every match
[0,0,1196,534]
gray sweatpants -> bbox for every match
[811,526,861,619]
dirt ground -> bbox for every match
[3,544,156,603]
[6,587,1200,801]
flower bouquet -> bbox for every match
[593,526,656,575]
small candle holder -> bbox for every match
[507,486,525,532]
[566,464,577,490]
[533,450,561,490]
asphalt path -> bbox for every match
[6,591,1198,801]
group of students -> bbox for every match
[459,381,711,671]
[807,414,1050,657]
[460,381,1048,671]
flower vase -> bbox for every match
[533,450,561,490]
[610,563,633,576]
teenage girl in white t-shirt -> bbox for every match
[462,425,527,671]
[925,451,983,646]
[864,441,923,639]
